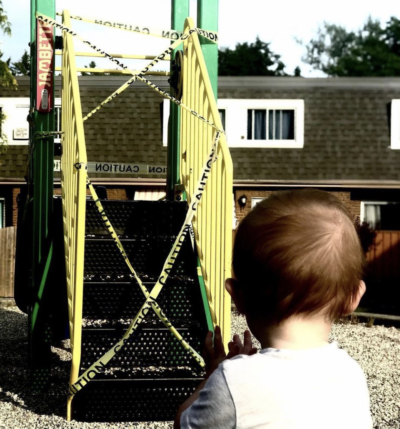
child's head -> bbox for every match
[231,189,365,324]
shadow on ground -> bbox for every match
[0,307,71,418]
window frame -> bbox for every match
[217,99,304,149]
[391,100,400,149]
[360,201,400,230]
[162,99,170,147]
[0,198,5,228]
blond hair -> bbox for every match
[232,189,365,323]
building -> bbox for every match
[2,75,400,311]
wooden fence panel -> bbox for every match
[0,227,17,297]
[366,231,400,280]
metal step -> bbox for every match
[80,327,206,371]
[73,199,209,421]
[84,236,195,278]
[82,279,201,324]
[72,379,202,421]
[85,200,188,237]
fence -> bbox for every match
[366,231,400,279]
[0,227,17,298]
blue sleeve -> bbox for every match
[180,366,236,429]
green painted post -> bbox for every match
[196,0,219,333]
[197,0,218,98]
[29,0,55,390]
[167,0,189,199]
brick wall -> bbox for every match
[10,186,129,228]
[234,189,361,226]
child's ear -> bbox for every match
[225,278,246,315]
[347,280,366,314]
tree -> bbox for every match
[81,60,98,76]
[0,1,17,159]
[10,50,30,76]
[81,60,122,76]
[218,37,293,76]
[299,17,400,76]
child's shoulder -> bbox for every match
[220,342,362,374]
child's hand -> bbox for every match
[227,330,258,359]
[203,326,257,378]
[204,326,226,377]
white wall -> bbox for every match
[0,97,61,145]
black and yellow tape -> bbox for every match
[36,13,222,130]
[36,11,224,396]
[55,12,186,40]
[68,131,221,397]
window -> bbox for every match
[217,99,304,148]
[162,99,170,147]
[361,201,400,230]
[218,109,226,130]
[247,109,295,140]
[391,100,400,149]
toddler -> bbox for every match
[175,189,372,429]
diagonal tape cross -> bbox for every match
[37,13,221,132]
[68,131,221,397]
[37,12,224,396]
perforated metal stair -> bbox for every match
[71,200,210,421]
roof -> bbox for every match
[218,77,400,182]
[2,76,400,184]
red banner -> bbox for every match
[36,19,54,113]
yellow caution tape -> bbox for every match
[85,161,166,174]
[54,12,218,43]
[82,37,183,121]
[68,131,221,397]
[36,12,224,395]
[55,12,185,40]
[37,13,220,126]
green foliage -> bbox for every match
[355,219,377,255]
[300,17,400,76]
[81,60,98,76]
[218,37,293,76]
[81,60,122,76]
[10,50,30,76]
[0,0,11,37]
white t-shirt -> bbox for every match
[181,341,372,429]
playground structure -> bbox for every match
[14,0,233,421]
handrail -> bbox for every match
[60,10,88,421]
[55,50,171,61]
[180,17,233,345]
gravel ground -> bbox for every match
[1,306,399,428]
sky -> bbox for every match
[1,0,398,77]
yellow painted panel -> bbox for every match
[60,10,87,421]
[180,18,233,347]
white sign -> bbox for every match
[13,128,29,140]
